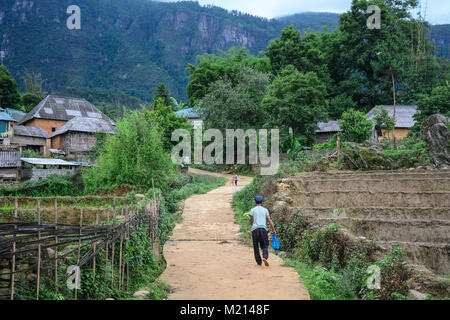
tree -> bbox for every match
[0,66,21,109]
[20,93,42,113]
[414,83,450,127]
[147,98,193,151]
[373,106,396,140]
[338,108,373,143]
[261,65,328,146]
[266,26,331,86]
[152,83,172,107]
[83,110,176,193]
[196,67,270,131]
[338,0,420,111]
[186,47,271,106]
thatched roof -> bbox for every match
[13,125,48,138]
[366,105,419,128]
[50,117,116,138]
[316,120,342,133]
[19,95,115,125]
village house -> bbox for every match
[9,126,49,155]
[16,95,115,157]
[175,107,203,130]
[20,157,80,181]
[5,108,26,125]
[366,105,419,141]
[50,117,116,161]
[315,120,342,144]
[19,95,115,136]
[315,105,420,144]
[0,108,14,135]
[0,150,21,182]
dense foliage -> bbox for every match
[338,109,374,143]
[83,109,177,193]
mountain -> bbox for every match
[276,12,340,32]
[0,0,447,107]
[430,24,450,58]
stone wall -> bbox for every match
[61,132,97,161]
[21,168,76,181]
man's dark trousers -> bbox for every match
[252,228,269,265]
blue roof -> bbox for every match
[175,108,200,119]
[0,110,14,122]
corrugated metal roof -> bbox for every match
[316,120,342,133]
[50,117,116,138]
[0,110,14,122]
[19,95,115,125]
[21,158,80,166]
[175,108,200,119]
[14,125,49,138]
[366,105,419,128]
[5,108,26,122]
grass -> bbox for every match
[283,258,357,300]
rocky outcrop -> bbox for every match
[421,114,450,167]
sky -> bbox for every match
[157,0,449,25]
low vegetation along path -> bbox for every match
[158,169,310,300]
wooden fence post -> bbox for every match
[10,197,18,300]
[54,198,58,286]
[93,210,99,282]
[75,209,83,300]
[111,198,116,288]
[36,199,41,300]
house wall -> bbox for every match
[24,119,67,136]
[51,135,62,149]
[315,132,337,144]
[21,168,76,181]
[10,135,48,155]
[60,132,98,161]
[0,120,9,133]
[0,168,18,180]
[380,128,411,140]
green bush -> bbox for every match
[83,109,177,194]
[0,174,85,197]
[360,247,411,300]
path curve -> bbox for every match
[158,169,310,300]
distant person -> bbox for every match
[249,196,276,267]
[234,174,238,186]
[229,177,234,186]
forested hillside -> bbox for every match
[0,0,447,108]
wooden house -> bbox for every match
[50,117,116,161]
[0,150,21,181]
[366,105,419,140]
[315,121,342,144]
[10,126,49,155]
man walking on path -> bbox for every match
[234,174,238,186]
[250,196,276,267]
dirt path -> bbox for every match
[157,169,310,300]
